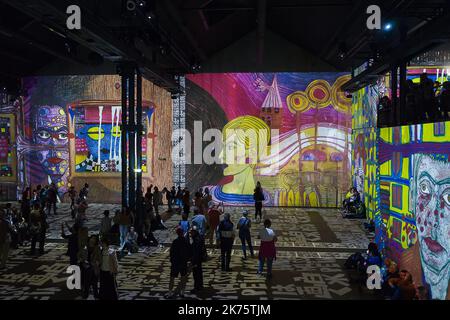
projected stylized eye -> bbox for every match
[111,126,121,137]
[443,190,450,207]
[419,181,431,195]
[58,132,68,140]
[87,127,105,141]
[38,130,50,139]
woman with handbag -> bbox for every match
[257,219,277,279]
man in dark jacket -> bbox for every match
[165,227,192,298]
[61,222,79,265]
[190,226,205,293]
[218,213,235,272]
[46,183,58,216]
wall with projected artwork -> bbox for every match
[378,121,450,300]
[185,73,353,207]
[15,75,172,203]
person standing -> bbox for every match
[163,187,173,212]
[193,192,204,215]
[176,186,183,208]
[191,211,207,238]
[253,182,265,222]
[65,186,77,218]
[0,210,12,269]
[153,186,162,215]
[21,187,31,223]
[99,210,112,241]
[118,208,133,251]
[165,227,192,299]
[144,186,154,212]
[46,183,58,216]
[79,183,89,202]
[202,188,212,215]
[75,200,88,228]
[30,206,47,255]
[218,213,235,272]
[237,210,254,260]
[190,226,205,294]
[207,203,221,246]
[99,238,119,300]
[179,214,190,241]
[170,186,177,209]
[258,219,277,278]
[39,185,48,210]
[61,222,79,265]
[182,189,191,215]
[79,235,101,299]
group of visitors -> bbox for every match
[1,180,279,300]
[0,183,90,269]
[345,242,428,300]
[379,73,450,125]
[165,196,277,298]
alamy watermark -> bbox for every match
[66,265,81,290]
[172,121,280,167]
[366,265,382,290]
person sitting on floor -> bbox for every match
[381,258,400,297]
[388,270,417,300]
[122,226,139,255]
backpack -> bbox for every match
[179,220,190,236]
[239,217,250,232]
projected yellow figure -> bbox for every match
[220,116,270,195]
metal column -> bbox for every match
[136,70,143,228]
[120,67,129,208]
[120,63,144,214]
[128,71,136,211]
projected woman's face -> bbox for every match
[220,133,251,176]
[412,154,450,297]
[33,106,69,179]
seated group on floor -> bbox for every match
[344,242,428,300]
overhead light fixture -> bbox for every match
[383,22,393,31]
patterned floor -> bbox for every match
[0,203,379,300]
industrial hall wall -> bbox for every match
[9,75,173,203]
[378,121,450,300]
[351,67,450,299]
[184,73,352,207]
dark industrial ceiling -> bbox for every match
[0,0,449,93]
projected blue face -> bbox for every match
[78,124,121,162]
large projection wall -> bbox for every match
[17,75,172,203]
[185,73,352,207]
[378,121,450,299]
[351,83,382,220]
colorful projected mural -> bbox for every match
[351,82,382,221]
[0,114,16,181]
[70,102,153,174]
[14,75,172,203]
[378,121,450,300]
[186,73,352,207]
